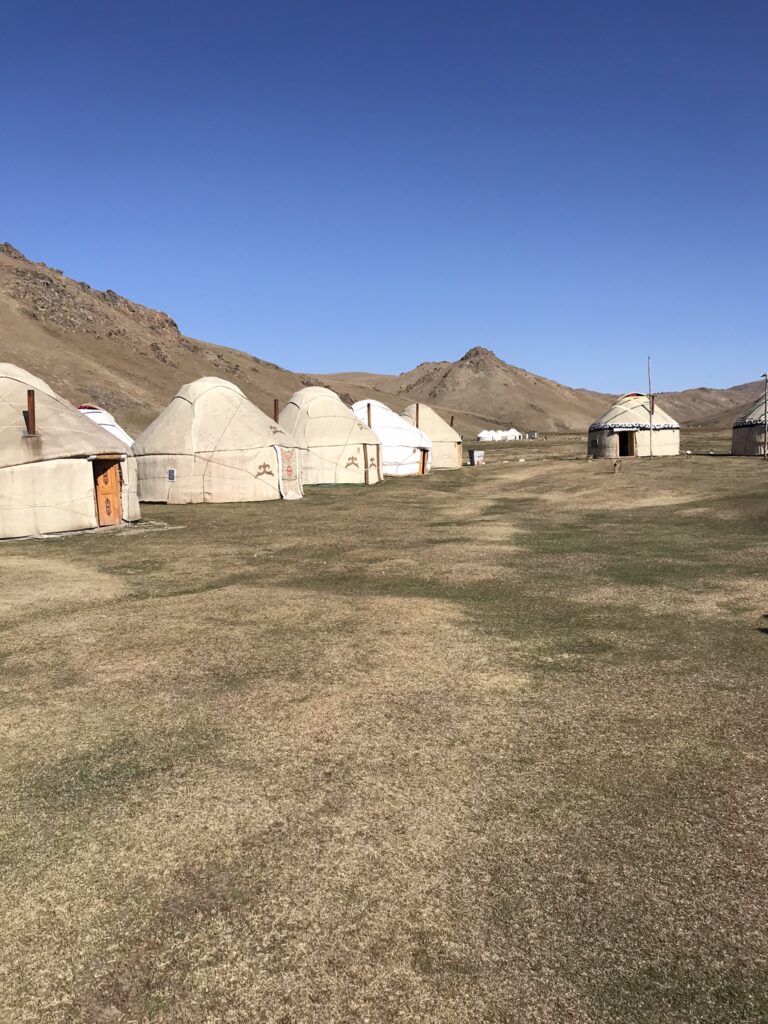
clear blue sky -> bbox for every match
[2,1,766,391]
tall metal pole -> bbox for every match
[647,355,653,460]
[763,372,768,461]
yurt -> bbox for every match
[133,377,302,503]
[0,363,140,539]
[588,393,680,457]
[401,403,462,470]
[279,387,381,486]
[352,400,432,477]
[78,405,134,446]
[476,428,522,442]
[731,395,767,455]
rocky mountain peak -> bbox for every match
[459,346,503,367]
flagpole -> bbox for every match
[648,355,653,460]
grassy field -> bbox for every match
[2,435,767,1023]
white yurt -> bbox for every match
[731,395,767,456]
[78,404,134,446]
[476,428,522,442]
[278,386,381,486]
[0,363,140,539]
[352,399,432,477]
[133,377,302,503]
[401,403,462,470]
[588,393,680,457]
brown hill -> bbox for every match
[0,243,306,435]
[0,243,759,436]
[659,381,765,429]
[320,347,613,433]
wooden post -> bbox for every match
[274,398,280,423]
[367,402,372,427]
[25,389,36,436]
[450,414,455,428]
[415,403,420,428]
[363,443,369,485]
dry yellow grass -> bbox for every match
[1,435,767,1023]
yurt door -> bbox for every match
[618,432,636,457]
[276,446,303,500]
[93,459,122,526]
[419,449,429,475]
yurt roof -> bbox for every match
[351,399,432,449]
[280,387,380,446]
[589,393,679,432]
[78,405,134,447]
[0,363,131,470]
[401,403,461,443]
[733,395,767,428]
[133,377,296,456]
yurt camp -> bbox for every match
[279,386,381,485]
[133,377,302,503]
[731,395,767,456]
[477,428,523,442]
[352,399,432,477]
[78,404,134,446]
[588,393,680,458]
[402,403,462,470]
[0,363,140,539]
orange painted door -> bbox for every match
[93,460,122,526]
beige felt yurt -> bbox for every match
[133,377,302,503]
[731,395,768,456]
[588,393,680,458]
[279,386,382,485]
[0,363,139,539]
[402,403,462,469]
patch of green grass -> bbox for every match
[20,722,221,811]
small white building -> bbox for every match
[476,428,523,442]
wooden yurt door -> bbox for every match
[93,459,122,526]
[419,449,429,475]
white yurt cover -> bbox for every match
[477,428,522,442]
[0,363,138,538]
[279,386,382,486]
[133,377,302,503]
[401,403,462,470]
[78,405,134,446]
[352,400,432,477]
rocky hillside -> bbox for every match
[0,243,759,435]
[0,244,305,434]
[322,347,612,432]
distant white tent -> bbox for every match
[401,403,462,470]
[78,405,134,447]
[476,428,523,442]
[588,393,680,457]
[351,400,432,476]
[0,363,139,539]
[731,395,767,456]
[133,377,303,503]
